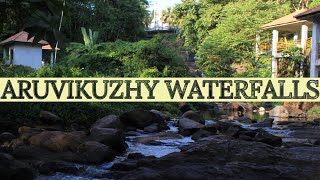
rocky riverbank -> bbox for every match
[1,103,320,179]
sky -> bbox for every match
[148,0,182,11]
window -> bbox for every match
[9,49,13,64]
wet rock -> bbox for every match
[39,110,62,124]
[237,116,255,124]
[111,160,138,171]
[0,153,36,180]
[288,122,306,128]
[216,121,241,133]
[125,131,141,136]
[191,129,211,141]
[178,118,204,136]
[0,132,15,144]
[224,125,244,138]
[11,145,81,163]
[150,110,170,121]
[116,135,313,180]
[29,131,86,152]
[77,141,115,164]
[34,160,80,175]
[18,126,43,141]
[178,102,192,113]
[269,106,306,118]
[120,109,164,129]
[263,118,274,123]
[89,128,127,152]
[182,110,205,124]
[254,129,282,146]
[91,115,123,130]
[144,123,158,133]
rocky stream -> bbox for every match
[1,103,320,180]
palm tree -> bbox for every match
[161,7,174,27]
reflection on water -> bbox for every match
[201,109,268,121]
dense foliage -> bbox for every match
[172,0,320,77]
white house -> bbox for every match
[295,5,320,77]
[259,9,313,78]
[0,31,57,69]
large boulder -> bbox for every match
[150,110,170,121]
[89,128,127,152]
[178,102,192,113]
[120,109,167,130]
[77,141,116,164]
[182,111,205,124]
[178,118,204,136]
[39,110,62,124]
[269,106,306,118]
[0,153,35,180]
[91,115,124,130]
[18,126,43,141]
[143,123,158,133]
[0,132,15,144]
[29,131,86,152]
[254,129,282,146]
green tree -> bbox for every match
[196,0,289,77]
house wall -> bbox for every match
[8,44,42,69]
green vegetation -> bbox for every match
[171,0,320,77]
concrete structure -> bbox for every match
[261,9,313,78]
[0,31,57,69]
[296,5,320,77]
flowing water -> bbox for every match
[38,109,315,180]
[37,122,194,180]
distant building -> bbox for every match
[259,9,312,78]
[0,31,58,69]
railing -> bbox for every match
[259,37,313,55]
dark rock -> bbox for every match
[77,141,116,164]
[39,110,62,124]
[178,102,192,113]
[254,129,282,146]
[182,110,205,124]
[237,116,254,124]
[128,153,146,160]
[34,160,80,175]
[18,126,43,141]
[178,118,204,136]
[120,110,164,129]
[216,121,241,133]
[150,110,170,121]
[314,118,320,124]
[191,129,211,141]
[263,118,274,123]
[0,132,15,144]
[111,160,137,171]
[144,123,158,133]
[224,125,244,138]
[29,131,86,152]
[125,131,141,136]
[89,128,127,152]
[115,135,315,180]
[91,115,123,130]
[0,153,36,180]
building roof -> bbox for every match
[295,5,320,20]
[0,31,49,46]
[42,44,60,51]
[262,9,312,32]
